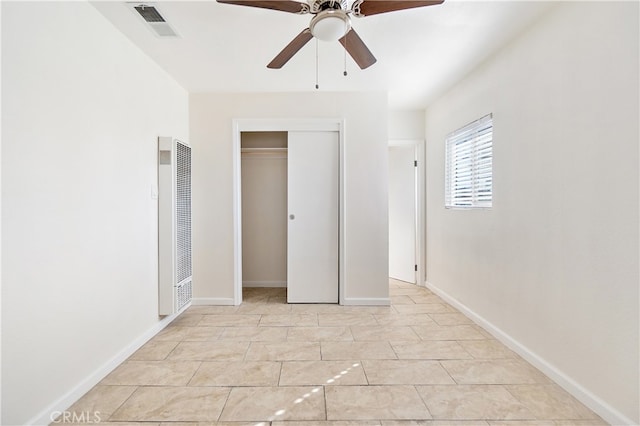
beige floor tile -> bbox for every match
[389,279,408,288]
[291,304,348,314]
[110,386,230,422]
[389,286,433,296]
[318,313,379,326]
[506,385,600,420]
[189,361,281,386]
[246,341,321,361]
[155,326,224,342]
[197,314,261,327]
[459,340,518,359]
[53,421,158,426]
[362,360,455,385]
[390,341,472,360]
[392,304,455,314]
[409,294,446,304]
[553,420,609,425]
[279,360,367,386]
[412,325,487,340]
[288,327,354,342]
[186,305,239,314]
[390,295,416,305]
[441,359,551,385]
[244,291,281,301]
[129,340,179,361]
[153,326,194,342]
[260,314,319,327]
[219,386,326,421]
[382,421,490,426]
[275,422,381,426]
[170,313,204,326]
[472,325,497,339]
[168,341,249,361]
[325,385,431,420]
[244,287,286,296]
[341,306,394,315]
[236,303,293,315]
[321,342,397,360]
[101,361,200,386]
[183,326,226,341]
[374,313,436,326]
[219,326,288,341]
[350,326,420,341]
[430,312,474,326]
[487,421,555,425]
[160,423,263,426]
[417,385,535,420]
[65,385,137,421]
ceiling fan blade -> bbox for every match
[267,28,314,69]
[216,0,308,14]
[339,28,377,69]
[356,0,444,16]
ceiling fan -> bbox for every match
[217,0,444,70]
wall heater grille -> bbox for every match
[176,142,192,283]
[158,137,192,315]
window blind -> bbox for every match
[445,113,493,208]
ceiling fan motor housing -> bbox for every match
[309,0,348,13]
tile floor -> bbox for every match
[60,280,608,425]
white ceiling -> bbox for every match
[92,1,555,109]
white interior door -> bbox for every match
[287,131,339,303]
[388,145,417,283]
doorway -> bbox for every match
[240,131,288,289]
[233,119,345,305]
[388,139,425,285]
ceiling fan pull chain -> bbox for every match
[343,20,348,76]
[315,38,320,89]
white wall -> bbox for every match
[389,110,425,140]
[424,2,638,424]
[1,2,189,424]
[190,92,389,303]
[241,132,288,286]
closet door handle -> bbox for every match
[289,214,295,220]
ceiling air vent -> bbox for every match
[129,3,179,38]
[135,5,165,22]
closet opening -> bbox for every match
[240,131,288,300]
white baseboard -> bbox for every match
[191,297,235,306]
[425,280,635,426]
[243,281,287,288]
[342,297,390,306]
[27,305,187,426]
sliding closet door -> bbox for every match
[287,131,339,303]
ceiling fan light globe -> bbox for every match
[310,11,350,41]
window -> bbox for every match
[445,113,493,208]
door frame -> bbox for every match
[388,139,426,286]
[232,118,345,305]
